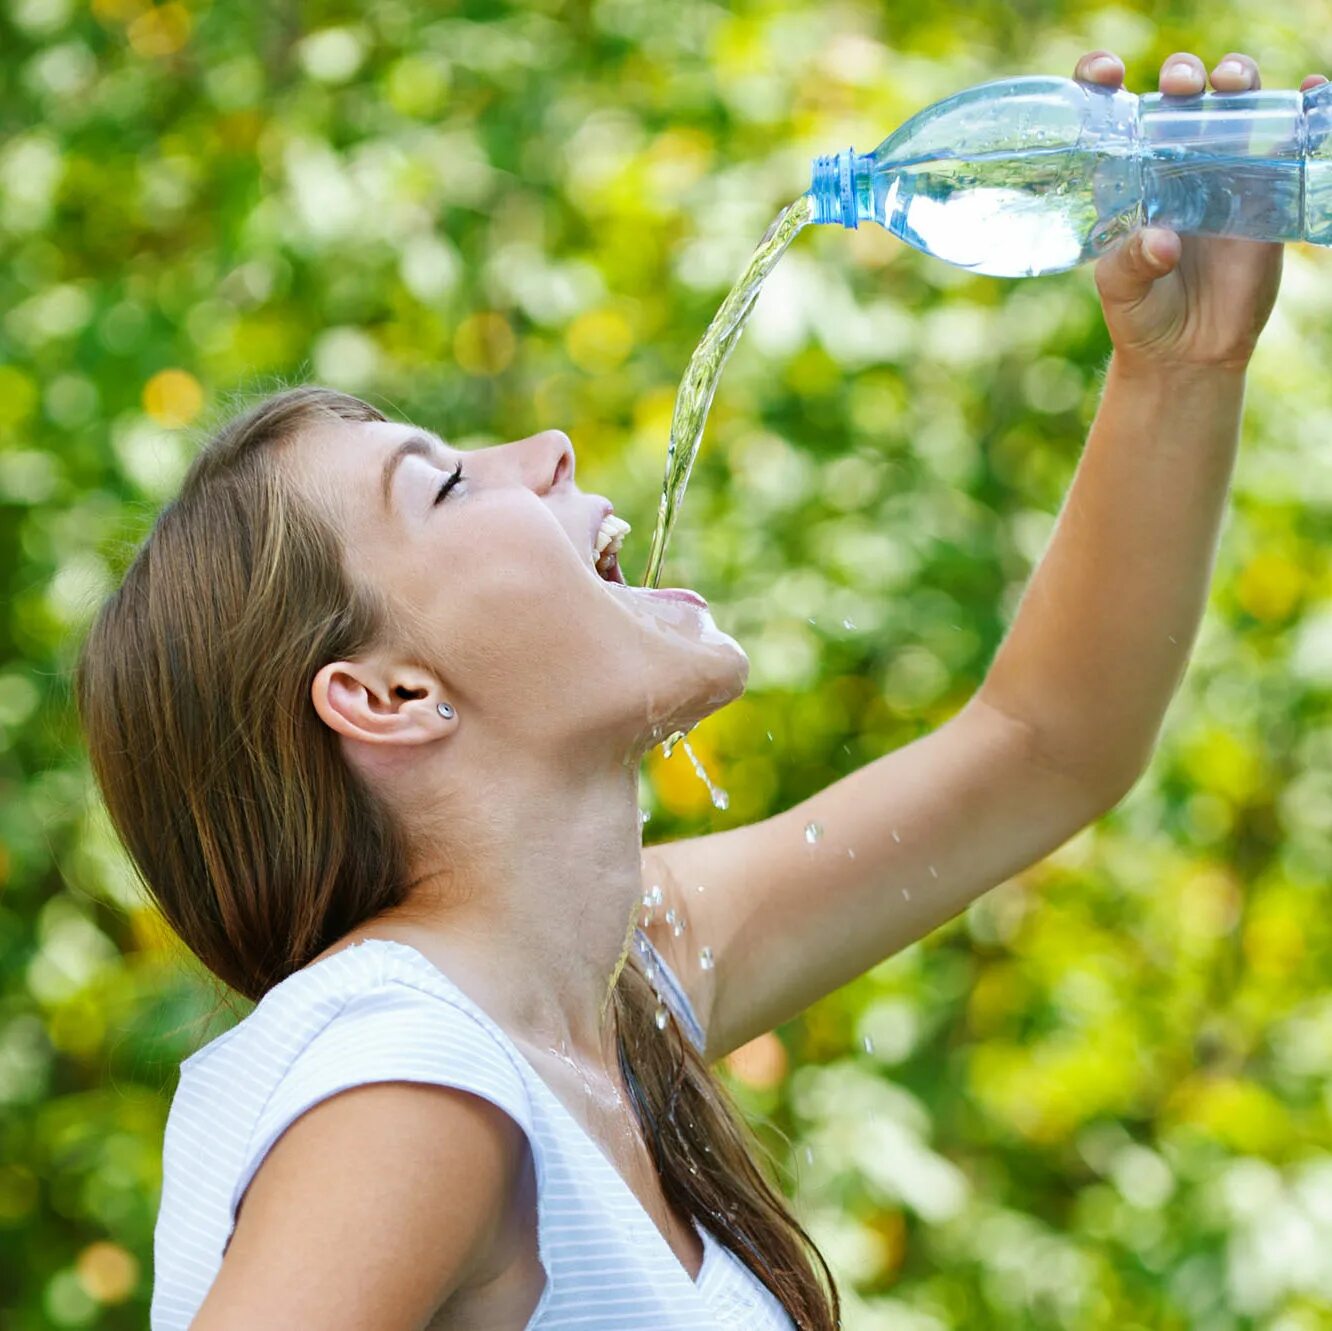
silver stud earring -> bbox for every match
[436,702,455,720]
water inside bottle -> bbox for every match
[867,143,1307,278]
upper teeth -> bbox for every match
[594,513,630,561]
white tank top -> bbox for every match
[150,934,798,1330]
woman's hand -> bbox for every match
[1075,50,1326,374]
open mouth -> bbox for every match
[593,512,630,586]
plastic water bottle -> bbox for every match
[808,75,1332,277]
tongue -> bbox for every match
[596,549,627,584]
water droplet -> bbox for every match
[807,617,816,625]
[804,1146,814,1164]
[698,946,715,970]
[645,962,656,983]
[804,821,823,844]
[645,884,663,909]
[682,738,728,812]
[902,888,911,900]
[862,1035,874,1053]
[928,865,938,878]
[891,828,902,843]
[665,907,678,926]
[765,731,774,743]
[847,848,856,859]
[654,1003,670,1031]
[695,883,705,894]
[639,807,652,826]
[672,919,686,937]
[842,618,855,629]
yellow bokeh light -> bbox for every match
[127,3,192,58]
[725,1031,788,1090]
[565,308,635,373]
[0,365,39,429]
[129,906,178,953]
[453,312,515,376]
[48,997,107,1058]
[142,368,204,427]
[1235,551,1304,622]
[76,1241,140,1303]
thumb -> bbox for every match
[1094,227,1181,305]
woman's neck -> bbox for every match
[381,746,647,1072]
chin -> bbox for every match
[665,643,750,739]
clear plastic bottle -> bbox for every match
[808,76,1332,276]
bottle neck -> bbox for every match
[809,149,871,228]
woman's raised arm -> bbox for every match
[641,48,1318,1064]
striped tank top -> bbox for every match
[150,933,797,1330]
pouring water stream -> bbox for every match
[639,193,816,795]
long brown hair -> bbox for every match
[74,385,840,1328]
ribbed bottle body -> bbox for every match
[809,76,1332,275]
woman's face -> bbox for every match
[292,418,748,757]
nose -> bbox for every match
[512,429,575,495]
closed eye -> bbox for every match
[434,461,464,505]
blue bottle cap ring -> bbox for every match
[839,148,858,230]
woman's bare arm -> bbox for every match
[191,1082,526,1331]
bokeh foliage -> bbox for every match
[2,0,1331,1327]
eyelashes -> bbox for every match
[434,461,464,505]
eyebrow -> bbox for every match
[380,433,446,512]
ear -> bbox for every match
[311,659,456,746]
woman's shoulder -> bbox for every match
[179,939,533,1118]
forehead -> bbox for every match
[286,417,445,519]
[294,415,444,495]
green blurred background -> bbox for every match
[3,0,1331,1327]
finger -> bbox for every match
[1094,227,1182,306]
[1074,49,1125,88]
[1300,73,1329,92]
[1159,52,1206,96]
[1210,52,1261,92]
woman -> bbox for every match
[76,47,1316,1331]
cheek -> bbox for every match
[433,538,613,675]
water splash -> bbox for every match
[682,737,729,810]
[640,192,815,590]
[804,821,823,844]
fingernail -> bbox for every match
[1087,55,1119,79]
[1166,61,1200,83]
[1215,59,1245,79]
